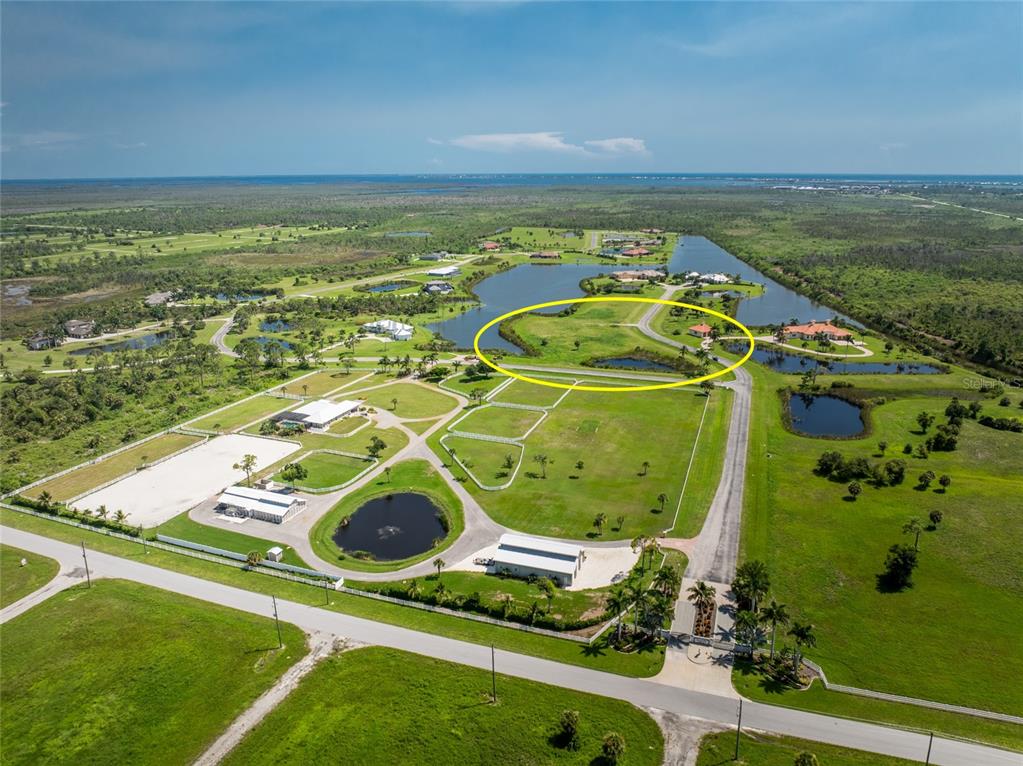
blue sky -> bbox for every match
[1,1,1020,178]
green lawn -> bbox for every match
[452,404,545,439]
[697,730,918,766]
[440,371,510,397]
[189,395,291,432]
[737,356,1023,715]
[309,459,465,572]
[290,368,362,395]
[434,386,725,540]
[277,450,373,490]
[0,579,307,766]
[0,544,59,607]
[356,381,458,419]
[26,432,201,501]
[443,435,521,485]
[222,646,664,766]
[491,378,571,407]
[155,512,310,567]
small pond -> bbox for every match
[787,394,865,438]
[260,319,293,332]
[68,331,175,356]
[332,492,447,561]
[2,284,32,305]
[253,336,293,349]
[725,343,944,375]
[592,356,676,372]
[366,282,409,293]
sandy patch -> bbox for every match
[73,434,299,527]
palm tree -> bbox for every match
[640,460,650,476]
[433,557,446,579]
[788,622,817,673]
[687,580,716,611]
[735,609,760,648]
[406,579,421,600]
[653,566,681,599]
[233,453,258,486]
[113,509,127,524]
[593,512,608,536]
[538,577,556,612]
[607,588,631,642]
[656,492,668,513]
[38,491,53,510]
[903,517,924,550]
[760,600,790,660]
[628,581,648,632]
[733,559,770,613]
[391,397,399,411]
[532,453,550,478]
[246,550,262,567]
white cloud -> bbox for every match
[443,131,650,158]
[449,131,590,155]
[584,137,648,155]
[112,141,148,150]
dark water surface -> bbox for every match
[332,492,447,560]
[788,394,865,437]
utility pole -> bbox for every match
[733,698,743,760]
[81,542,91,588]
[140,527,147,554]
[324,579,330,605]
[925,732,933,765]
[272,595,282,649]
[491,645,497,703]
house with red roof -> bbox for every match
[783,321,852,341]
[481,241,501,251]
[689,323,714,338]
[622,247,652,257]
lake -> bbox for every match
[428,263,608,352]
[68,331,175,356]
[365,282,409,293]
[787,394,865,437]
[669,236,857,328]
[332,492,447,561]
[725,344,944,375]
[260,319,293,332]
[253,336,293,350]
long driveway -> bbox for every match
[2,527,1015,766]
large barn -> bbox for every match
[490,533,585,587]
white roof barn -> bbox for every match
[426,265,460,277]
[275,399,359,429]
[490,533,585,587]
[361,319,414,341]
[216,485,306,524]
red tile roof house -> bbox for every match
[529,251,561,259]
[689,323,714,338]
[481,241,501,251]
[622,247,652,257]
[783,321,853,341]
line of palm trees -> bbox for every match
[607,559,682,644]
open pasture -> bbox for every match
[356,381,458,419]
[451,404,544,439]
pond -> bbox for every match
[384,231,432,238]
[332,492,447,561]
[428,262,608,352]
[724,343,944,375]
[592,356,676,372]
[260,319,293,332]
[215,292,269,302]
[365,282,409,293]
[2,284,32,306]
[669,236,859,328]
[68,331,176,356]
[253,336,293,350]
[787,394,865,437]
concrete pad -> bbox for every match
[73,434,299,527]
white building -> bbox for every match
[266,546,285,562]
[216,486,307,524]
[274,399,360,429]
[699,273,731,284]
[426,265,460,278]
[490,533,585,587]
[361,318,414,341]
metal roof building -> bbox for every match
[490,533,585,587]
[216,485,307,524]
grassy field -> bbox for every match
[0,544,59,607]
[277,450,373,489]
[440,371,510,397]
[26,432,202,501]
[732,659,1023,751]
[356,381,458,419]
[188,395,291,432]
[288,368,363,396]
[452,404,545,439]
[491,378,570,407]
[309,459,465,572]
[737,356,1023,715]
[435,386,724,540]
[697,730,919,766]
[0,579,307,766]
[248,426,407,484]
[443,435,522,485]
[155,512,310,567]
[223,646,664,766]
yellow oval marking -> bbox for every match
[472,296,754,393]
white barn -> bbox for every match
[490,533,585,587]
[426,265,460,278]
[274,399,359,429]
[216,485,307,524]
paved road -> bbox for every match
[2,527,1016,766]
[211,314,238,358]
[635,288,752,585]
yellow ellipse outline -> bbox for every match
[472,296,755,393]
